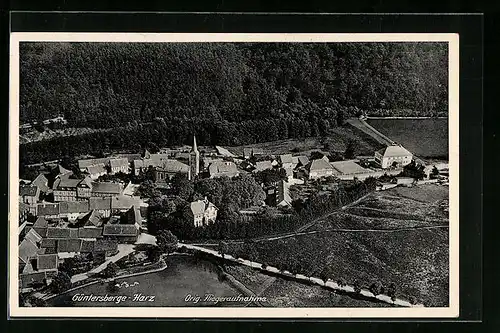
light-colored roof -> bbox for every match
[133,160,144,168]
[330,160,370,175]
[209,161,239,177]
[32,174,49,192]
[55,177,82,189]
[157,159,189,173]
[189,199,218,215]
[279,154,293,164]
[25,228,42,245]
[86,163,106,175]
[78,158,110,169]
[215,146,236,157]
[19,239,38,263]
[306,158,336,172]
[277,180,292,206]
[377,145,413,158]
[297,156,310,166]
[109,158,129,168]
[91,181,123,194]
[33,216,48,228]
[254,161,273,172]
[111,195,141,210]
[79,210,103,227]
[19,185,38,197]
[89,197,111,210]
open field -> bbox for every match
[227,184,449,306]
[366,118,448,158]
[225,264,393,307]
[224,126,384,157]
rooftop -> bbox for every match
[91,181,123,194]
[377,145,413,158]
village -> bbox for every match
[18,127,449,300]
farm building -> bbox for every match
[375,144,413,169]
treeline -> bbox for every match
[21,42,448,129]
[151,177,377,240]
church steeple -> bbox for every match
[188,135,200,181]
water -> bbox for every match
[49,255,246,307]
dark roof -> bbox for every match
[37,254,58,271]
[111,195,141,210]
[69,228,79,238]
[79,210,103,227]
[59,201,89,214]
[78,227,103,239]
[57,239,82,253]
[19,185,38,197]
[156,160,189,173]
[33,227,48,238]
[37,203,60,216]
[33,217,48,228]
[103,224,138,237]
[46,227,71,239]
[40,238,57,249]
[20,271,47,289]
[55,177,81,189]
[89,197,111,210]
[91,182,123,194]
[94,239,118,252]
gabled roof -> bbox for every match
[94,239,118,252]
[57,165,72,176]
[109,158,129,168]
[86,163,106,175]
[102,224,138,237]
[89,197,112,210]
[91,182,123,194]
[19,239,39,263]
[122,206,142,225]
[279,154,293,164]
[33,227,48,238]
[55,177,82,189]
[377,145,413,158]
[79,210,103,227]
[111,195,141,210]
[19,185,38,197]
[37,254,58,271]
[189,199,218,215]
[46,227,72,239]
[330,160,369,174]
[57,239,82,253]
[156,159,189,173]
[40,238,57,249]
[25,228,42,244]
[209,161,239,177]
[133,160,144,168]
[78,227,103,239]
[243,148,264,157]
[276,180,292,206]
[32,174,49,192]
[78,158,110,170]
[254,161,273,172]
[33,216,48,228]
[20,271,47,289]
[215,146,236,157]
[59,201,90,214]
[297,156,310,166]
[306,158,336,172]
[37,203,60,216]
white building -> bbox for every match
[374,145,413,169]
[185,198,218,227]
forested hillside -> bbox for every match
[21,42,448,128]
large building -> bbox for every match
[185,198,218,227]
[208,160,239,178]
[304,158,339,180]
[375,145,413,169]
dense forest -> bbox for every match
[19,42,448,166]
[21,42,448,126]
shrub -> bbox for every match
[337,278,347,287]
[369,281,383,296]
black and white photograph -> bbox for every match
[9,33,459,318]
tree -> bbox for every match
[353,280,362,294]
[319,266,333,283]
[172,173,194,200]
[344,139,359,159]
[101,262,119,278]
[156,229,179,254]
[430,166,440,179]
[218,241,229,259]
[387,283,398,301]
[400,160,426,180]
[337,277,347,288]
[369,281,383,296]
[328,150,344,162]
[51,271,72,293]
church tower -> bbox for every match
[188,135,200,180]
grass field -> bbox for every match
[366,118,448,158]
[227,184,449,306]
[225,126,385,157]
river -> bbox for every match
[49,255,247,307]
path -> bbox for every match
[346,118,395,146]
[71,244,135,283]
[179,242,424,308]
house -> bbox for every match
[54,164,73,179]
[185,198,218,227]
[375,144,413,169]
[278,154,294,168]
[59,200,90,222]
[122,206,142,226]
[296,156,310,168]
[77,210,104,228]
[86,163,107,179]
[304,159,339,180]
[265,180,292,207]
[52,176,93,202]
[78,158,110,172]
[91,181,123,197]
[111,195,142,213]
[19,185,40,204]
[253,161,273,172]
[32,173,50,193]
[37,203,60,219]
[243,148,264,159]
[19,202,31,230]
[109,158,130,174]
[36,254,59,272]
[20,271,49,292]
[32,217,48,237]
[208,161,239,178]
[102,224,139,243]
[78,226,104,239]
[154,160,190,182]
[330,160,370,175]
[19,238,39,264]
[24,228,43,245]
[89,197,112,217]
